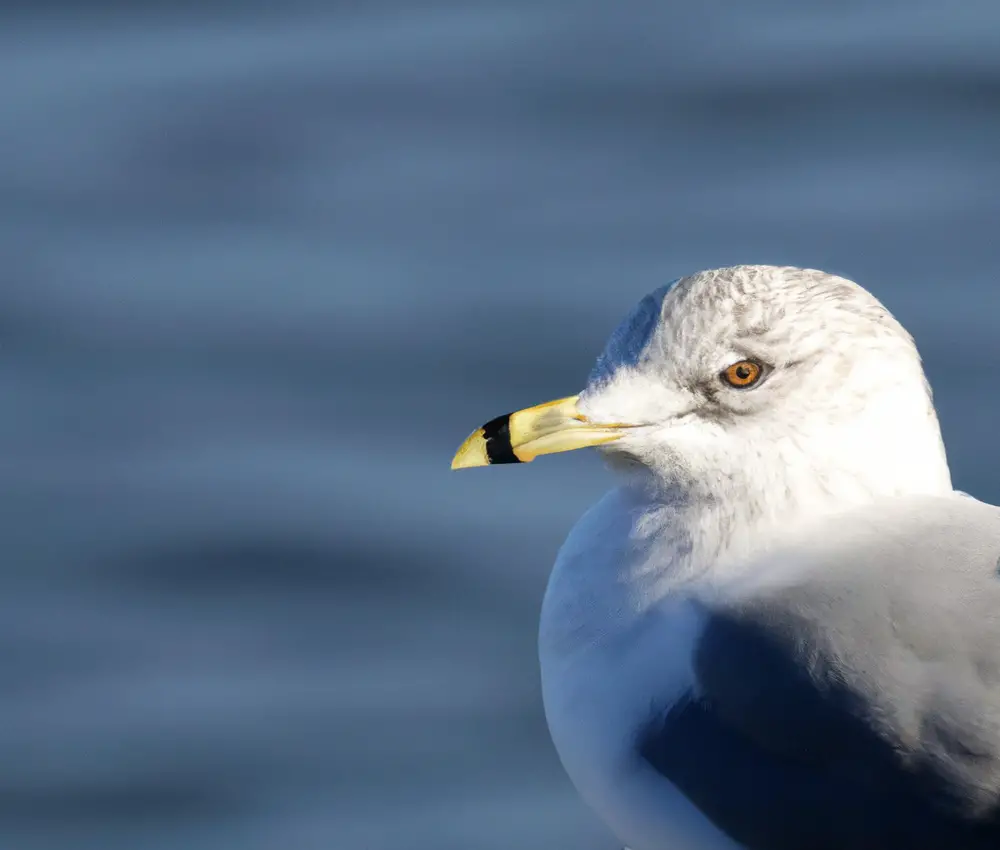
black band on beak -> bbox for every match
[482,413,521,464]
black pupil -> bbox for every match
[736,364,752,380]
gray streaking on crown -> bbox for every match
[535,266,1000,849]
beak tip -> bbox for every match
[449,455,474,471]
[450,429,490,470]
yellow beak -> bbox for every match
[451,395,629,469]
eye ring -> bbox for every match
[721,359,766,389]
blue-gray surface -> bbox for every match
[1,3,999,849]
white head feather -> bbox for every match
[576,264,951,571]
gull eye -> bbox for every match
[721,359,765,389]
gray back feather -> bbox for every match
[701,494,1000,816]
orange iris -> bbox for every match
[722,360,762,388]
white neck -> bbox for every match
[630,377,952,585]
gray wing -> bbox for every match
[641,494,1000,850]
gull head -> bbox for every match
[452,265,951,508]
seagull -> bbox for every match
[451,265,1000,850]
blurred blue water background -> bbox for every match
[1,3,998,848]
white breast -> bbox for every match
[538,487,743,850]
